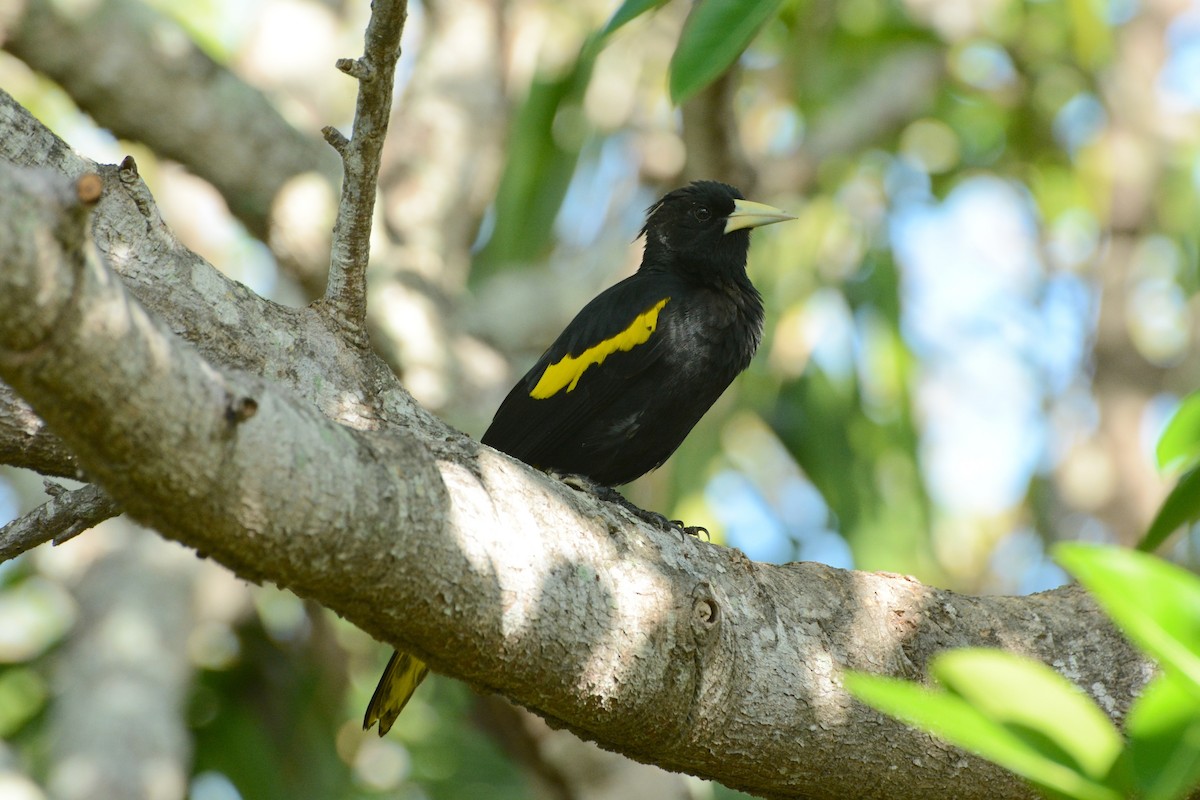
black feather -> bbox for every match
[483,181,772,486]
[364,180,791,735]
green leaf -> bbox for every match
[1157,392,1200,473]
[1139,465,1200,552]
[931,649,1124,781]
[845,671,1123,800]
[598,0,670,40]
[668,0,783,104]
[473,49,598,275]
[1056,544,1200,697]
[1122,671,1200,800]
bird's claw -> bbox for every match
[662,518,708,540]
[672,521,710,540]
[550,471,707,540]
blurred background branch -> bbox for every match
[1,0,342,296]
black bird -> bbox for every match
[364,180,794,735]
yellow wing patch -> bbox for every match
[530,298,670,399]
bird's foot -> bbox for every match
[550,471,708,539]
[646,510,709,540]
[673,521,710,540]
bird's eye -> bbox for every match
[693,206,711,222]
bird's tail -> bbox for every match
[363,649,430,735]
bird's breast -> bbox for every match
[673,284,763,372]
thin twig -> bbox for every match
[0,481,121,563]
[320,0,410,348]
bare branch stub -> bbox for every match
[322,126,351,156]
[320,0,409,348]
[119,154,139,179]
[336,57,374,81]
[225,394,259,424]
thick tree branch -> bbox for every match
[0,163,445,589]
[0,159,1152,800]
[321,0,409,344]
[0,383,82,477]
[0,87,444,463]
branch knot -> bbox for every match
[224,394,259,424]
[691,584,720,632]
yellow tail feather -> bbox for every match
[363,650,430,735]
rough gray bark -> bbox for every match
[0,91,1153,799]
[0,384,84,477]
[319,0,409,347]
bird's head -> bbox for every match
[639,181,794,283]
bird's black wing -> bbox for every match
[481,271,680,473]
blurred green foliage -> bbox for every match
[848,543,1200,800]
[1146,391,1200,550]
[190,618,528,800]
